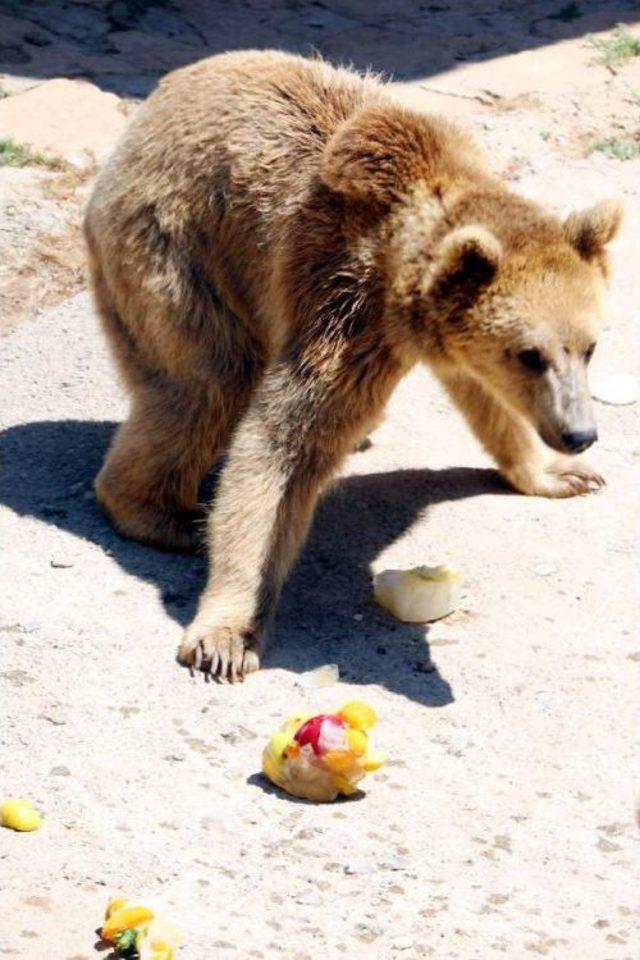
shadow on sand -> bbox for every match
[2,1,635,97]
[1,418,512,706]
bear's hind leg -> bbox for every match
[96,379,239,552]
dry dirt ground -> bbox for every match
[1,4,639,959]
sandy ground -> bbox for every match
[1,4,639,959]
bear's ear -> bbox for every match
[429,225,502,307]
[564,200,622,263]
[321,105,433,204]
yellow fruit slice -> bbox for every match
[137,920,182,960]
[345,728,367,756]
[102,905,155,941]
[339,701,377,731]
[269,730,292,761]
[105,898,129,920]
[363,752,386,772]
[1,798,41,832]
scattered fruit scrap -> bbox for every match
[262,701,386,802]
[101,899,181,959]
[374,564,461,623]
[1,798,42,831]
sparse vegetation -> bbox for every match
[0,137,65,170]
[590,135,640,160]
[588,24,640,67]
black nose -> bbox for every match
[562,429,598,453]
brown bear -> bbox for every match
[84,50,621,681]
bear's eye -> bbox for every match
[516,348,548,374]
[584,343,596,363]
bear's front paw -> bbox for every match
[544,458,605,498]
[179,619,262,682]
[506,458,605,498]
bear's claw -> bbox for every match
[546,459,605,497]
[179,621,261,682]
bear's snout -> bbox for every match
[560,428,598,454]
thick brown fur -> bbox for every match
[84,50,621,680]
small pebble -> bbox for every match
[415,661,436,674]
[392,937,414,951]
[40,709,68,726]
[64,150,91,169]
[532,563,558,577]
[50,765,70,777]
[50,559,73,569]
[202,816,242,836]
[295,888,322,907]
[344,859,373,876]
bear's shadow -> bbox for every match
[0,419,508,707]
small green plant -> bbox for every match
[549,3,583,23]
[588,23,640,67]
[0,137,65,169]
[590,135,640,160]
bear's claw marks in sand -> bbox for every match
[179,623,261,682]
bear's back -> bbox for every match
[88,51,384,251]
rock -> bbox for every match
[532,563,558,577]
[392,937,414,951]
[344,859,373,876]
[50,765,70,776]
[201,816,242,836]
[591,372,639,406]
[40,708,68,726]
[294,888,322,906]
[50,558,74,569]
[0,79,126,161]
[63,151,94,171]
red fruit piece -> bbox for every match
[294,714,344,754]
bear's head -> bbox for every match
[321,105,622,455]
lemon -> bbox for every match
[1,798,42,832]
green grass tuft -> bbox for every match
[588,23,640,67]
[0,137,66,170]
[590,135,640,160]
